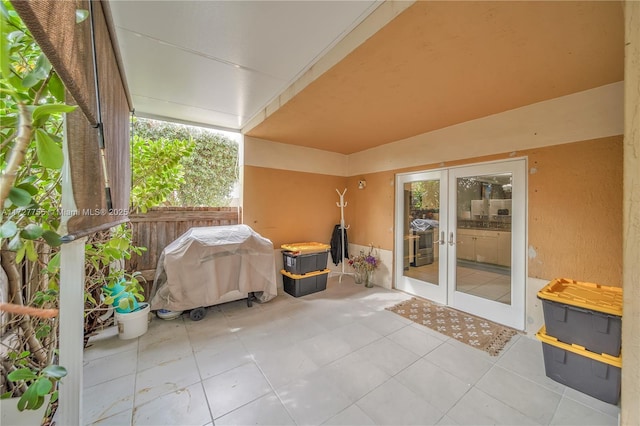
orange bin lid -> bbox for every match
[281,242,330,253]
[536,326,622,367]
[537,278,622,317]
[280,268,330,279]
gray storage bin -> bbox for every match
[541,299,621,357]
[537,278,622,357]
[537,326,621,405]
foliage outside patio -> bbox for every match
[1,2,240,421]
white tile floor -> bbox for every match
[82,276,620,426]
[405,262,512,304]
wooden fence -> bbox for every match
[125,207,241,293]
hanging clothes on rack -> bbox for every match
[330,224,349,265]
[331,188,354,283]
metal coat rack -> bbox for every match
[332,188,354,283]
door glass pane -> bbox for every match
[403,180,440,285]
[455,173,512,304]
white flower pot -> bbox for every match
[114,303,150,340]
[1,394,50,426]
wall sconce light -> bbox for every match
[358,179,367,190]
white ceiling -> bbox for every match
[108,0,381,131]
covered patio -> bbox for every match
[6,1,639,425]
[82,278,620,425]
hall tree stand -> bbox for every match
[331,188,354,283]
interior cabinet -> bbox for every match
[457,233,476,261]
[496,231,511,267]
[474,233,498,264]
[457,229,509,266]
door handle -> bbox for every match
[449,232,462,246]
[434,231,445,245]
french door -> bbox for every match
[395,159,526,330]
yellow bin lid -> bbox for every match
[537,278,622,317]
[536,326,622,368]
[280,268,330,280]
[281,242,330,253]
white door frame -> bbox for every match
[394,158,527,330]
[394,170,448,304]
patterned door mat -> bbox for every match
[387,297,518,356]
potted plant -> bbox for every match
[79,222,147,340]
[1,360,67,425]
[102,270,150,340]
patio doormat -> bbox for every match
[386,297,518,356]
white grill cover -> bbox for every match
[150,225,277,311]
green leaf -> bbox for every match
[35,129,64,169]
[7,368,37,381]
[48,72,65,102]
[34,377,53,396]
[109,237,129,251]
[42,230,62,247]
[7,74,24,93]
[16,388,32,411]
[8,234,24,252]
[86,293,97,305]
[25,240,37,261]
[21,54,51,89]
[0,11,9,78]
[0,221,18,238]
[35,53,52,76]
[31,395,46,410]
[32,103,75,122]
[17,385,44,411]
[15,245,26,263]
[20,224,44,240]
[36,324,51,340]
[21,71,40,89]
[103,247,121,259]
[0,2,9,20]
[0,115,18,128]
[76,9,89,23]
[21,175,38,185]
[47,252,61,274]
[16,182,38,196]
[42,365,67,379]
[9,187,32,206]
[118,298,132,311]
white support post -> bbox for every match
[58,237,86,426]
[57,106,84,425]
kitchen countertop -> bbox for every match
[458,218,511,231]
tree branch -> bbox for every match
[1,250,47,365]
[0,102,32,208]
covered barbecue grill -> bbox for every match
[150,224,277,319]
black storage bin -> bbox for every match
[281,269,329,297]
[282,251,329,275]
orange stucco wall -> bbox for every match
[527,136,623,286]
[243,136,622,286]
[242,166,347,249]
